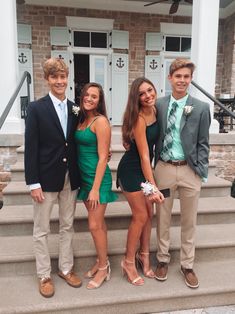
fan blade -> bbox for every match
[144,0,167,7]
[169,1,179,14]
[185,0,193,4]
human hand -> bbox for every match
[148,189,165,204]
[87,189,100,210]
[31,188,45,203]
[123,141,130,151]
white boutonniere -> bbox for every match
[72,105,80,116]
[184,105,193,117]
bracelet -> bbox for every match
[140,181,159,196]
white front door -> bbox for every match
[163,58,174,96]
[73,53,110,117]
[90,55,110,118]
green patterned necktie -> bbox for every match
[160,101,178,161]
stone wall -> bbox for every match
[0,135,23,198]
[209,134,235,182]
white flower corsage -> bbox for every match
[72,105,80,116]
[184,105,193,116]
[140,181,159,196]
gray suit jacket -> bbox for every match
[155,95,211,179]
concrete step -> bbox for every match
[10,149,218,182]
[1,223,235,277]
[0,201,131,236]
[1,197,235,236]
[15,145,24,163]
[111,126,122,145]
[11,146,124,181]
[3,173,232,206]
[0,258,235,314]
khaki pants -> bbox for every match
[154,160,201,269]
[33,173,77,278]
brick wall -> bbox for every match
[17,4,234,100]
[17,4,191,100]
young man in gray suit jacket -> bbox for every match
[25,58,82,297]
[154,59,211,288]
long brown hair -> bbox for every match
[122,77,157,144]
[79,82,108,123]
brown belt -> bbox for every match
[161,159,187,166]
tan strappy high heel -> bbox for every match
[121,258,144,286]
[84,259,99,279]
[86,260,111,290]
[136,251,155,278]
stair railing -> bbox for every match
[191,80,235,120]
[0,71,31,130]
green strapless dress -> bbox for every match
[75,126,118,204]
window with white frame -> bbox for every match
[73,31,108,48]
[165,36,191,52]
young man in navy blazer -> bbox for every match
[154,59,211,289]
[25,58,81,297]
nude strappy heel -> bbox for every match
[86,260,111,290]
[135,251,155,278]
[84,259,99,279]
[121,258,144,286]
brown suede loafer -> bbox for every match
[39,277,54,298]
[58,270,82,288]
[181,266,199,289]
[155,262,168,281]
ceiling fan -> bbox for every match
[144,0,193,14]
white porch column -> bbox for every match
[0,0,23,134]
[191,0,220,133]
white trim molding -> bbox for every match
[160,23,192,36]
[66,16,114,30]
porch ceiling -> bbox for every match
[22,0,235,18]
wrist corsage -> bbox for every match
[140,181,159,196]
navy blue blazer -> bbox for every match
[24,94,80,192]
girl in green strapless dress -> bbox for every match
[117,77,164,286]
[75,82,117,290]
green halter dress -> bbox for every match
[117,120,157,192]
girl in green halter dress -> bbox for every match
[74,82,117,290]
[117,77,164,286]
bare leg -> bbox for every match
[138,198,155,278]
[84,201,109,288]
[122,190,148,284]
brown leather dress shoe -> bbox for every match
[58,270,82,288]
[181,266,199,288]
[155,262,168,281]
[39,277,54,298]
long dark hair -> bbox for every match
[122,77,157,144]
[79,82,108,123]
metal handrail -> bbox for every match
[191,80,235,119]
[0,71,31,130]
